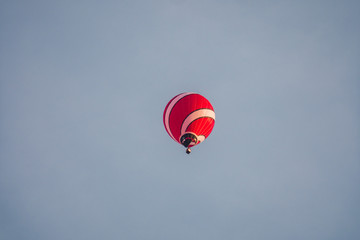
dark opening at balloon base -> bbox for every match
[180,133,197,154]
[180,133,197,147]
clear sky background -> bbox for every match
[1,1,359,239]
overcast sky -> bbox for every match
[1,1,360,239]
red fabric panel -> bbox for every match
[186,118,215,141]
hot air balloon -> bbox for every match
[163,92,215,154]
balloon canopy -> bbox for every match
[163,92,215,154]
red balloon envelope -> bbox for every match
[163,92,215,154]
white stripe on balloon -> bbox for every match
[164,92,194,142]
[197,135,205,143]
[180,109,215,137]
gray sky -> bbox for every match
[1,0,359,239]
